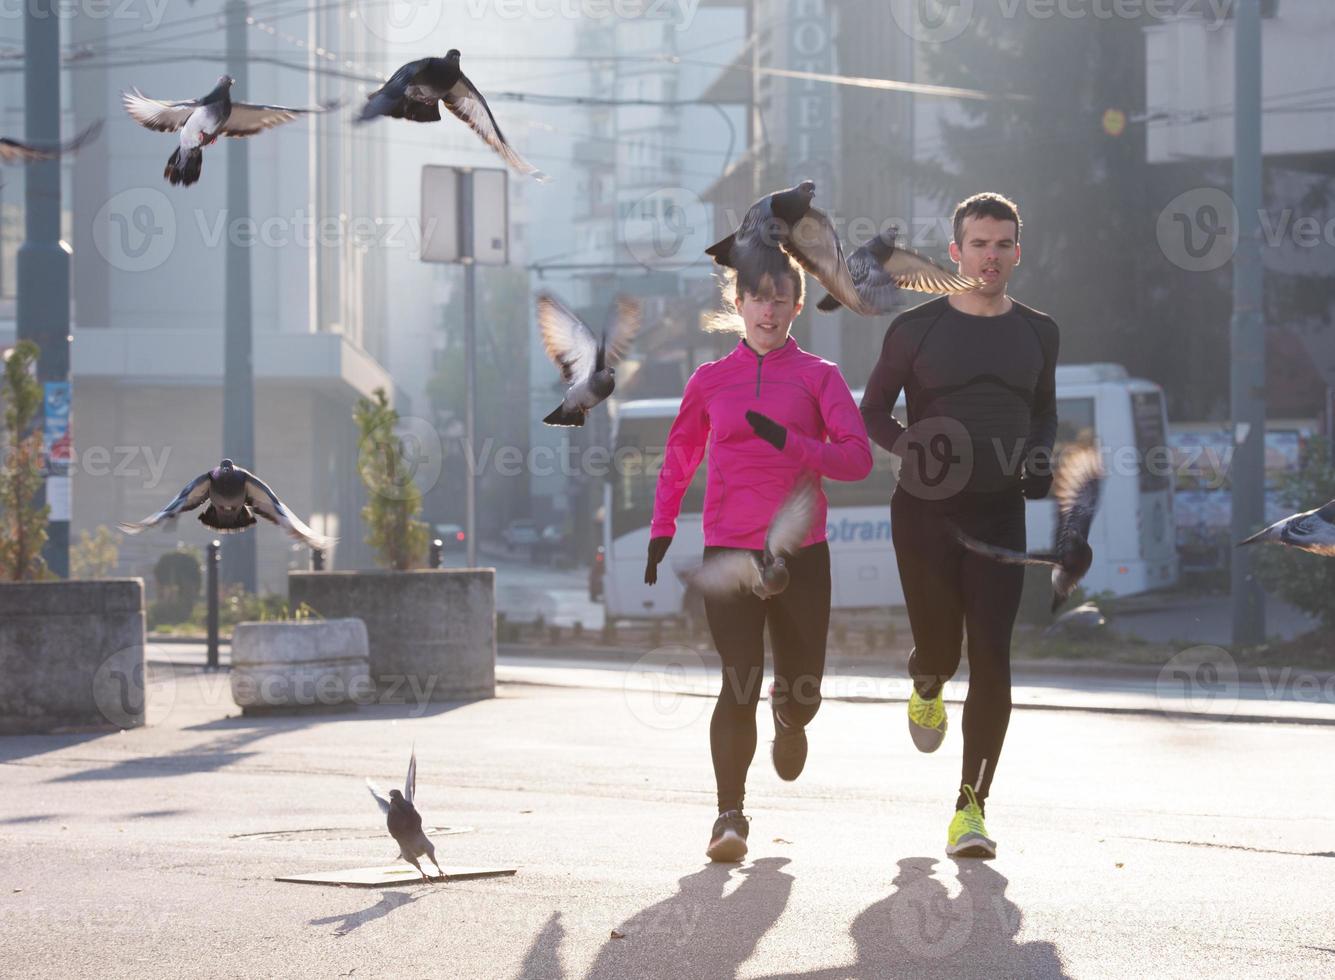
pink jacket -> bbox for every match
[651,338,873,550]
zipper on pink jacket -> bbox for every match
[754,351,764,395]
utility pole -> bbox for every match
[460,168,478,569]
[1231,0,1265,647]
[221,0,257,591]
[17,0,71,578]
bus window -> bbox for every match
[1131,391,1171,492]
[1055,397,1096,451]
[610,415,707,539]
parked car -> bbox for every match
[434,523,467,551]
[501,519,540,550]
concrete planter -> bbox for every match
[0,579,146,734]
[288,569,495,702]
[230,618,371,714]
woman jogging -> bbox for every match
[645,251,873,862]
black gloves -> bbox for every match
[745,410,787,452]
[1020,448,1053,500]
[644,535,672,585]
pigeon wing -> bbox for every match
[782,210,870,316]
[1053,445,1104,542]
[366,779,392,817]
[0,120,102,163]
[442,74,549,181]
[122,88,200,133]
[118,472,211,533]
[765,482,817,558]
[881,246,983,295]
[953,527,1060,567]
[240,469,334,550]
[603,295,642,367]
[222,99,340,137]
[538,293,598,384]
[404,745,417,805]
[681,551,761,598]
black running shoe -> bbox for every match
[770,683,808,781]
[706,809,750,862]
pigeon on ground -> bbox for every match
[117,458,333,551]
[954,445,1104,612]
[366,747,444,882]
[815,226,981,313]
[0,120,102,164]
[122,76,338,187]
[682,481,817,600]
[538,292,640,427]
[355,50,548,182]
[1238,499,1335,557]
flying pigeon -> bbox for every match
[954,445,1104,612]
[355,50,548,182]
[815,226,981,313]
[117,458,333,551]
[0,119,102,164]
[538,292,640,427]
[366,747,444,882]
[682,481,817,599]
[1238,499,1335,557]
[122,76,338,187]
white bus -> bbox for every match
[603,363,1178,621]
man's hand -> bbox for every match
[1020,448,1053,500]
[644,536,673,585]
[745,410,787,452]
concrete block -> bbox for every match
[288,570,495,701]
[0,579,147,734]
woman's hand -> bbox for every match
[644,536,673,585]
[745,410,788,452]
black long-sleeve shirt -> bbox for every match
[859,297,1059,494]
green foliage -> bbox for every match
[0,340,49,581]
[1251,440,1335,630]
[71,525,120,580]
[150,548,203,626]
[354,387,430,570]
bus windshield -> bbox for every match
[610,414,707,538]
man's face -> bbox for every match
[737,274,802,352]
[949,214,1021,297]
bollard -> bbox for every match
[207,540,221,670]
[429,538,443,569]
[311,547,325,571]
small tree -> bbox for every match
[354,387,429,570]
[1251,439,1335,632]
[71,525,120,579]
[0,340,49,581]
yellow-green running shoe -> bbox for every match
[907,688,947,752]
[946,784,996,859]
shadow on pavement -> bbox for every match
[770,857,1068,980]
[0,732,114,765]
[308,889,422,937]
[518,910,566,979]
[573,857,794,980]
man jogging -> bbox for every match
[860,193,1059,859]
[646,251,873,863]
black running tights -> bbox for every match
[704,541,831,814]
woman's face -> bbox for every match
[736,274,802,353]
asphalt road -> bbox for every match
[2,656,1332,979]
